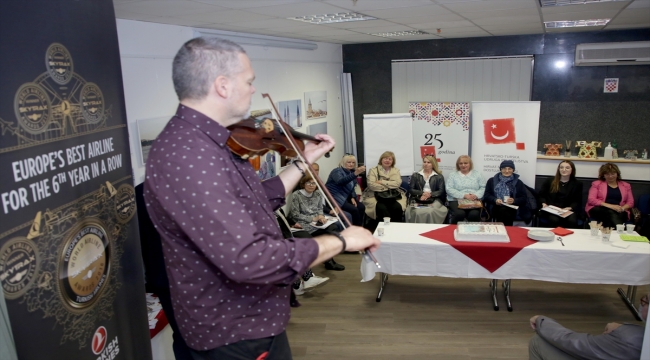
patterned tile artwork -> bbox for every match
[409,102,470,131]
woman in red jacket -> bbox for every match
[586,163,634,228]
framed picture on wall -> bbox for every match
[277,99,302,128]
[136,116,172,166]
[305,91,327,120]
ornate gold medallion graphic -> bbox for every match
[45,43,73,85]
[0,237,40,300]
[80,82,104,124]
[59,220,110,312]
[113,184,136,224]
[14,83,52,135]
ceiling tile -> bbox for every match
[441,0,538,13]
[410,20,478,30]
[192,0,313,9]
[361,5,454,18]
[473,15,542,26]
[114,0,226,16]
[323,0,435,11]
[317,19,397,29]
[388,14,467,25]
[627,0,650,8]
[242,2,350,17]
[293,27,360,36]
[541,1,630,15]
[543,10,623,21]
[463,8,541,20]
[175,9,275,23]
[354,24,418,34]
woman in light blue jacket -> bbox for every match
[325,154,366,226]
[446,155,485,223]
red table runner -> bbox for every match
[419,225,536,273]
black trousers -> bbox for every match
[491,204,517,226]
[376,197,403,222]
[449,201,481,224]
[190,331,292,360]
[588,206,629,229]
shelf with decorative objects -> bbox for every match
[537,155,650,164]
[536,155,650,181]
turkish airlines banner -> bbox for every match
[409,102,470,178]
[0,1,151,359]
[470,102,541,187]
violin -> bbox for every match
[227,117,321,159]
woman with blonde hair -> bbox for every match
[446,155,485,223]
[586,163,634,228]
[365,151,404,223]
[406,155,447,223]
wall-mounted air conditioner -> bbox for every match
[575,41,650,66]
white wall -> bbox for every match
[116,19,345,185]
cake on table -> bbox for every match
[454,222,510,243]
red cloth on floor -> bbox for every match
[419,225,536,273]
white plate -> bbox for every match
[527,230,555,242]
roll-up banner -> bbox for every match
[409,102,470,178]
[0,1,151,359]
[470,101,541,187]
[363,113,414,176]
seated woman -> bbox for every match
[290,175,345,271]
[484,160,529,226]
[406,155,447,223]
[325,155,366,227]
[365,151,404,223]
[586,163,634,229]
[538,160,582,229]
[446,155,485,224]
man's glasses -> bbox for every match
[305,182,317,186]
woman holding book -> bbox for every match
[290,175,344,271]
[407,155,447,223]
[538,160,582,229]
[586,163,634,229]
[484,160,530,226]
[446,155,485,224]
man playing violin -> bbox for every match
[143,37,380,360]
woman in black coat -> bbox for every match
[538,160,582,229]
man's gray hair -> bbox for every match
[172,37,246,101]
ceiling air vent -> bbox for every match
[575,41,650,66]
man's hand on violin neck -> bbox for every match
[340,226,380,252]
[303,134,335,163]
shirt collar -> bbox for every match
[174,104,230,148]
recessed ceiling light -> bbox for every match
[545,19,610,28]
[370,30,430,38]
[540,0,627,7]
[555,60,567,68]
[288,12,376,24]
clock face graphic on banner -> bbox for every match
[58,220,111,312]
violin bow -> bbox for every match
[261,93,380,268]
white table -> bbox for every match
[361,223,650,314]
